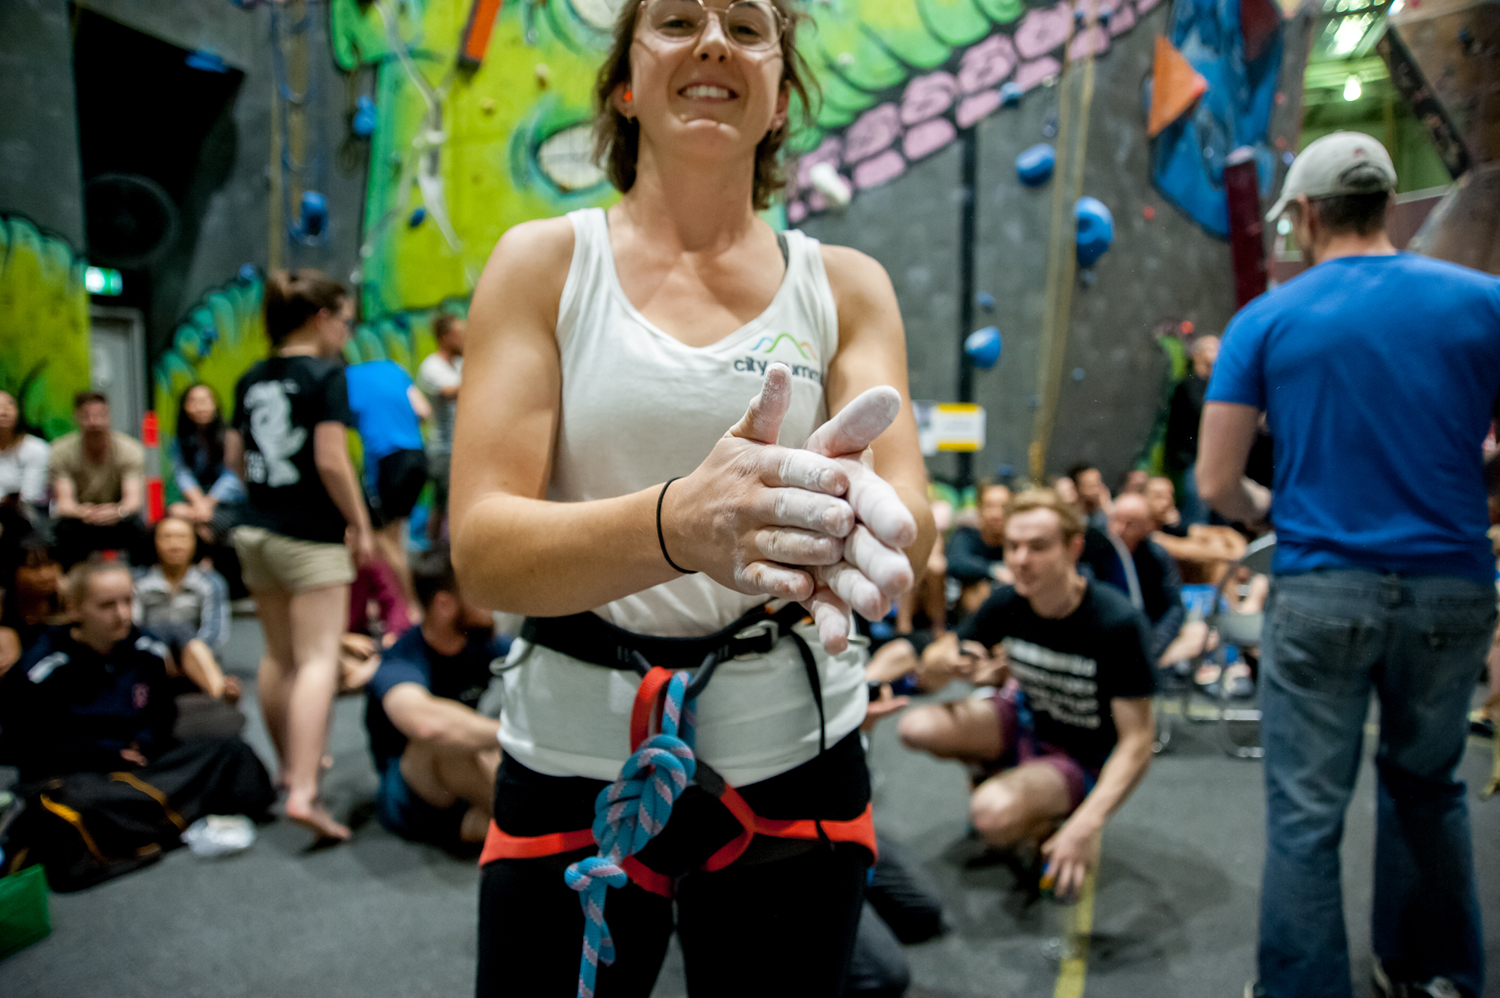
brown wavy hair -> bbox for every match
[591,0,817,211]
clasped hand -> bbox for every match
[664,364,917,653]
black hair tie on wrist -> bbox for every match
[657,477,696,575]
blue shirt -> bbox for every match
[345,360,424,473]
[1208,253,1500,583]
[363,626,509,771]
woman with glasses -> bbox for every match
[454,1,933,994]
[225,269,376,843]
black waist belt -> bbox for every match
[522,601,829,752]
[521,602,809,673]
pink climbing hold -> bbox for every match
[900,72,958,125]
[843,104,902,164]
[958,34,1018,93]
[1015,2,1072,59]
[853,149,906,189]
[957,90,1003,128]
[904,117,957,160]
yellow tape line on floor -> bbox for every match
[1052,867,1098,998]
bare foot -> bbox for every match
[284,795,351,842]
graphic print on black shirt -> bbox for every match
[956,581,1155,771]
[364,626,508,771]
[232,355,354,544]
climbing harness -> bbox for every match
[478,602,878,998]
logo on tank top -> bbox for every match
[733,332,822,384]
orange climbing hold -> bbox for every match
[1148,36,1209,138]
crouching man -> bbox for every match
[1,559,274,887]
[898,489,1155,898]
[364,549,509,849]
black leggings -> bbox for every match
[476,732,872,997]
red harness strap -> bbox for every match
[479,662,877,897]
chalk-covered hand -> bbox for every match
[799,386,918,653]
[663,365,856,603]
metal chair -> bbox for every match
[1154,534,1275,759]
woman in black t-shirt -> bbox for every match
[226,269,375,842]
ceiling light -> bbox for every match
[1343,74,1363,100]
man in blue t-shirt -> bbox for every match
[345,359,431,606]
[364,548,508,849]
[1197,132,1500,998]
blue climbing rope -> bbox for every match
[565,670,698,998]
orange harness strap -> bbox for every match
[479,653,878,897]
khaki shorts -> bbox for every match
[232,525,354,593]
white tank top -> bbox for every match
[499,207,869,784]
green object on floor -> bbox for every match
[0,865,52,959]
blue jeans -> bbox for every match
[1258,571,1493,998]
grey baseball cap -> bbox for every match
[1264,131,1398,222]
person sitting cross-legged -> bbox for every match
[897,488,1155,899]
[364,548,509,849]
[0,559,274,885]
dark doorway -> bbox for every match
[73,7,245,358]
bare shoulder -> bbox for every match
[818,244,891,292]
[819,244,899,332]
[470,215,577,331]
[483,216,576,285]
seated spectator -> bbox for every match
[1163,334,1220,525]
[339,557,416,694]
[947,481,1014,616]
[1151,522,1247,585]
[0,390,49,520]
[1052,474,1079,507]
[1119,468,1149,496]
[895,501,949,636]
[1080,493,1185,664]
[4,537,63,648]
[134,516,239,704]
[168,384,245,539]
[168,384,248,598]
[364,549,508,849]
[49,391,148,568]
[1,559,274,883]
[345,359,431,609]
[1144,476,1185,536]
[1066,462,1111,531]
[897,489,1155,900]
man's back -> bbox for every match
[1209,253,1500,582]
[346,360,423,467]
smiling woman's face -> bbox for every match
[621,0,788,172]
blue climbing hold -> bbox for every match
[976,291,995,311]
[238,263,257,282]
[965,326,1002,369]
[1016,143,1056,186]
[299,191,328,238]
[352,96,377,138]
[185,50,229,74]
[999,82,1023,107]
[1074,196,1115,268]
[408,206,427,228]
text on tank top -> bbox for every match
[551,207,840,637]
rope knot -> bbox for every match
[566,669,699,998]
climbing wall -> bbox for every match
[804,0,1285,484]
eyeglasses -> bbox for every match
[638,0,784,52]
